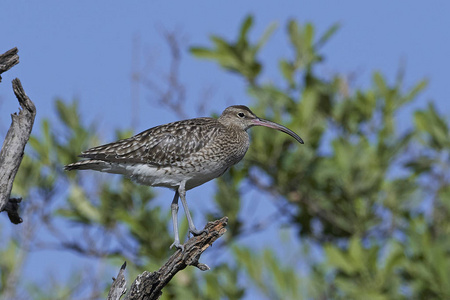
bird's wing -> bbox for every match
[79,118,222,166]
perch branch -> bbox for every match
[0,78,36,223]
[107,217,228,300]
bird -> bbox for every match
[64,105,304,250]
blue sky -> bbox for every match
[2,2,449,132]
[1,1,450,298]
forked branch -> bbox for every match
[0,47,19,82]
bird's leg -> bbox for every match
[178,181,207,236]
[169,191,184,251]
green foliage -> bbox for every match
[211,167,245,238]
[402,217,450,299]
[191,15,276,84]
[324,239,404,299]
[234,246,304,300]
[192,16,450,299]
[0,239,20,292]
[415,102,450,150]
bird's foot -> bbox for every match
[189,227,209,237]
[170,241,184,252]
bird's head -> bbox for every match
[218,105,304,144]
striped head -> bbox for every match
[218,105,304,144]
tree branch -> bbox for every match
[0,77,36,223]
[108,262,128,300]
[0,47,19,82]
[107,217,228,300]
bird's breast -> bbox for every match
[122,128,250,190]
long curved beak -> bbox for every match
[251,118,304,144]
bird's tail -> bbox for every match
[64,159,107,171]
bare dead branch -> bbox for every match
[107,217,228,300]
[108,262,128,300]
[0,47,19,82]
[3,197,23,224]
[0,78,36,223]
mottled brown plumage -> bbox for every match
[65,105,303,250]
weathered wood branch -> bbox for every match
[108,262,128,300]
[107,217,228,300]
[0,77,36,223]
[3,197,23,224]
[0,47,19,82]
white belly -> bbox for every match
[103,162,229,190]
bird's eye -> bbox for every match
[237,112,245,118]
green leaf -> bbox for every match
[288,19,301,52]
[238,15,253,48]
[190,47,217,59]
[304,23,314,49]
[315,23,340,49]
[405,156,434,174]
[254,22,277,53]
[66,184,100,223]
[279,59,295,87]
[348,237,366,272]
[325,244,356,274]
[414,103,449,149]
[373,72,387,94]
[403,79,428,104]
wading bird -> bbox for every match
[65,105,304,250]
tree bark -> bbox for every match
[0,47,19,82]
[107,217,228,300]
[0,48,36,223]
[108,262,128,300]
